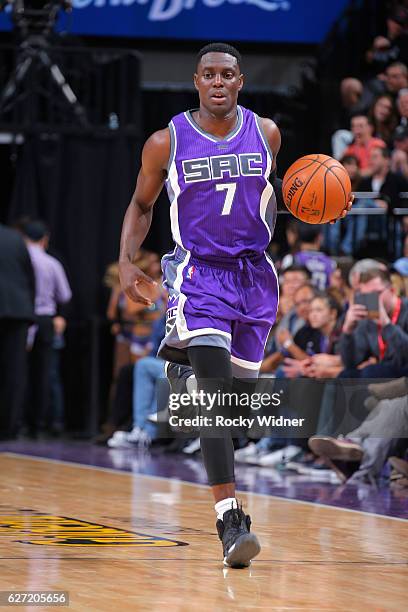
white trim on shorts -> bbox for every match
[230,354,263,371]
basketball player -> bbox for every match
[119,43,352,568]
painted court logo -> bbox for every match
[0,512,187,547]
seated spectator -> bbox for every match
[105,250,165,386]
[365,8,408,76]
[389,455,408,490]
[329,263,353,308]
[106,313,166,449]
[282,223,335,290]
[348,258,387,290]
[109,251,165,363]
[280,218,300,267]
[396,88,408,130]
[342,154,363,191]
[359,146,408,254]
[393,233,408,277]
[240,292,343,468]
[276,264,311,320]
[323,155,362,254]
[261,282,317,374]
[339,62,408,141]
[391,125,408,179]
[367,61,408,101]
[339,147,398,255]
[282,292,343,378]
[368,94,399,145]
[339,267,408,378]
[343,115,387,175]
[309,377,408,483]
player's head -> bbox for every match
[194,43,243,116]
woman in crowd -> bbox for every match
[368,94,399,146]
[96,250,166,443]
[282,292,343,379]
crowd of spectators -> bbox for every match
[328,2,408,259]
[98,219,408,491]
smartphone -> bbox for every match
[354,292,379,319]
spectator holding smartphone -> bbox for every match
[339,268,408,378]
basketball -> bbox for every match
[282,154,352,224]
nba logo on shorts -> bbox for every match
[187,265,195,280]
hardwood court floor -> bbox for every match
[0,453,407,611]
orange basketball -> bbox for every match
[282,154,352,224]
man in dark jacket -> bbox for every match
[339,267,408,378]
[0,224,35,439]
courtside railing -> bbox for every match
[277,191,408,259]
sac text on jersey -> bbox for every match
[182,153,263,183]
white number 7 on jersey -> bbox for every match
[216,183,237,216]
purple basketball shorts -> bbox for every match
[157,246,279,376]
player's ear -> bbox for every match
[238,73,244,92]
[193,73,199,91]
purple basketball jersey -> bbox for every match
[295,250,336,290]
[165,106,276,259]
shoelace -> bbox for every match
[229,501,244,528]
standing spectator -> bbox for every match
[0,224,35,440]
[343,115,387,174]
[23,220,72,437]
[282,224,336,290]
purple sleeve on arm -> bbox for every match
[53,259,72,304]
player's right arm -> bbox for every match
[119,128,170,305]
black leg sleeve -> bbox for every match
[187,346,235,486]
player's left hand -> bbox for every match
[329,195,354,224]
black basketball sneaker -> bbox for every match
[165,362,199,433]
[216,504,261,568]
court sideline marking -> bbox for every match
[1,451,407,524]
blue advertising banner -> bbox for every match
[0,0,349,43]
